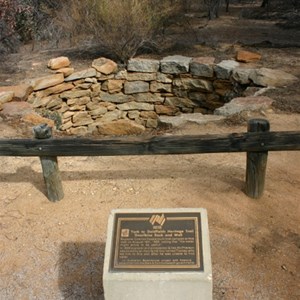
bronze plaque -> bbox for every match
[110,212,203,272]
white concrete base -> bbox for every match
[103,208,212,300]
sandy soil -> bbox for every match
[0,2,300,299]
[0,112,299,300]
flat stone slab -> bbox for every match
[214,96,274,116]
[159,113,225,127]
[103,208,212,300]
[160,55,192,74]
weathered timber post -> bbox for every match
[245,119,270,199]
[33,124,64,202]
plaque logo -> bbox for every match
[149,214,166,226]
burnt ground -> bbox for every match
[0,2,299,300]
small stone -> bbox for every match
[127,58,160,73]
[48,56,70,70]
[64,68,97,82]
[56,67,74,77]
[157,72,173,83]
[214,60,240,79]
[69,126,88,136]
[232,68,253,84]
[72,111,93,126]
[134,93,164,103]
[31,74,65,91]
[150,82,172,93]
[117,102,154,111]
[146,118,158,128]
[46,98,63,109]
[160,55,192,74]
[39,82,74,97]
[128,110,140,120]
[60,89,91,99]
[140,111,158,119]
[60,120,73,131]
[155,105,179,116]
[100,92,134,103]
[190,57,215,77]
[67,96,90,106]
[236,50,262,63]
[89,107,108,116]
[127,72,157,81]
[124,81,149,94]
[92,57,118,75]
[107,80,124,93]
[99,110,122,122]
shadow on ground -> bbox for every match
[58,242,105,299]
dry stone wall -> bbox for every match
[1,52,298,135]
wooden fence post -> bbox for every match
[33,124,64,202]
[245,119,270,199]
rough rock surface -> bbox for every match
[214,96,274,116]
[97,119,145,135]
[47,57,71,70]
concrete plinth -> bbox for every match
[103,208,212,300]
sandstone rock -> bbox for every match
[72,111,93,126]
[76,83,92,90]
[159,113,225,127]
[127,110,140,120]
[100,92,134,103]
[190,57,215,77]
[31,74,64,91]
[157,72,173,83]
[67,96,90,106]
[60,89,91,99]
[0,84,33,101]
[160,55,192,74]
[87,101,101,111]
[127,58,160,73]
[46,98,63,109]
[214,60,240,79]
[150,82,172,93]
[154,105,179,116]
[249,68,298,87]
[0,91,14,104]
[63,111,75,119]
[22,113,55,127]
[39,83,74,97]
[32,96,52,108]
[97,119,145,135]
[56,67,74,77]
[236,50,261,63]
[124,81,149,94]
[1,101,34,116]
[134,93,164,103]
[92,57,118,75]
[146,118,158,128]
[85,78,98,84]
[214,96,274,116]
[173,78,213,92]
[117,101,154,111]
[232,68,253,84]
[47,56,70,70]
[89,107,108,117]
[127,72,157,81]
[115,70,128,80]
[69,126,88,136]
[64,68,97,81]
[99,110,122,122]
[60,120,73,131]
[140,111,158,119]
[165,97,197,108]
[107,80,124,93]
[188,92,207,102]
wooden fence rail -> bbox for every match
[0,119,299,201]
